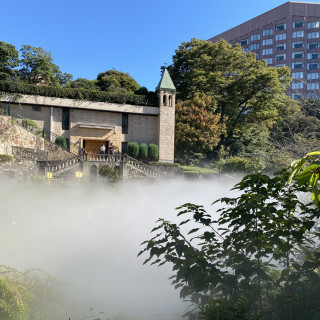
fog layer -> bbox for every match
[0,177,236,319]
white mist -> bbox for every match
[0,177,237,320]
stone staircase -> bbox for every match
[13,114,80,156]
[44,154,170,180]
[124,155,169,179]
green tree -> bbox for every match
[67,78,99,90]
[140,170,320,319]
[96,70,140,93]
[19,45,72,86]
[169,39,291,152]
[175,93,225,159]
[0,41,20,81]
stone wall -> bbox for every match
[129,114,158,144]
[0,115,45,155]
[12,146,48,162]
[0,115,74,162]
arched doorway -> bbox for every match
[90,165,98,181]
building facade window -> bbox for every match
[307,93,320,99]
[32,106,41,112]
[250,43,259,50]
[275,23,286,31]
[265,58,272,65]
[122,113,128,134]
[293,31,304,38]
[292,51,304,59]
[292,82,304,89]
[307,83,319,90]
[292,72,304,79]
[62,108,70,130]
[250,34,260,41]
[308,63,320,70]
[262,48,273,55]
[121,142,128,155]
[275,43,286,51]
[276,63,286,67]
[275,33,286,41]
[276,53,286,61]
[262,38,273,46]
[308,21,320,29]
[308,42,319,49]
[255,52,260,59]
[262,29,273,36]
[292,62,304,69]
[293,21,305,28]
[243,48,249,53]
[292,94,303,100]
[307,72,319,79]
[292,41,304,48]
[308,52,320,59]
[308,31,320,39]
[239,39,248,45]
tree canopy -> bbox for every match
[96,69,140,93]
[175,93,225,158]
[169,39,292,155]
[0,41,20,81]
[19,45,73,86]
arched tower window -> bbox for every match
[163,94,167,106]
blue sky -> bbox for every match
[2,0,320,90]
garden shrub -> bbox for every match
[0,80,157,106]
[128,142,139,158]
[54,136,67,150]
[217,156,264,174]
[0,154,13,162]
[139,143,148,159]
[98,165,119,183]
[148,144,159,160]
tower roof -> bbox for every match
[156,69,176,91]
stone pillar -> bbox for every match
[157,89,175,162]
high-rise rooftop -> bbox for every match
[209,1,320,99]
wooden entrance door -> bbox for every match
[84,140,108,154]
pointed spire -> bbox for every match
[156,69,176,91]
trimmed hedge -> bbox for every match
[55,136,67,149]
[128,142,139,158]
[148,144,159,160]
[0,81,157,107]
[139,143,148,159]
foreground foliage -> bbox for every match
[0,266,72,320]
[139,170,320,319]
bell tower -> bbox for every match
[156,68,176,162]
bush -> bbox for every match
[135,86,148,95]
[217,156,264,174]
[139,143,148,159]
[0,80,157,106]
[128,142,139,158]
[55,136,67,149]
[0,154,13,162]
[148,144,159,160]
[98,165,119,183]
[21,118,43,136]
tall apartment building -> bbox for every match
[208,1,320,99]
